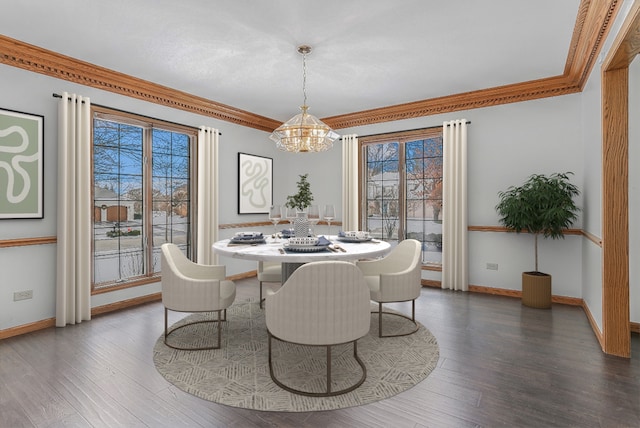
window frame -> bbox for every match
[359,127,443,265]
[91,106,199,293]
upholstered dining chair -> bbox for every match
[257,261,281,308]
[355,239,422,338]
[161,243,236,350]
[265,261,371,397]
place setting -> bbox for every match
[282,235,333,253]
[226,231,266,246]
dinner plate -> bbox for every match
[337,236,372,243]
[283,243,330,252]
[229,237,266,244]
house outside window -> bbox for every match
[361,127,443,264]
[92,107,196,291]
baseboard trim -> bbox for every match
[0,317,56,340]
[582,300,605,349]
[468,284,521,298]
[229,271,258,281]
[468,284,583,306]
[91,292,162,316]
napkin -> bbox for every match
[281,228,295,237]
[316,236,330,246]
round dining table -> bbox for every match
[212,235,391,280]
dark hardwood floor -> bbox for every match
[1,278,639,428]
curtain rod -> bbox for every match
[52,93,221,135]
[341,121,471,140]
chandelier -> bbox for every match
[269,45,339,153]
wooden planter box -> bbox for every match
[522,272,552,309]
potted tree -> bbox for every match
[495,172,580,308]
[285,174,314,237]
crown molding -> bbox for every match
[323,0,620,129]
[0,0,621,131]
[0,35,281,132]
[323,75,581,129]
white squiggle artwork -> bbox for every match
[0,125,38,204]
[238,153,272,214]
[241,158,269,208]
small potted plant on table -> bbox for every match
[285,174,314,237]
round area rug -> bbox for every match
[153,300,439,412]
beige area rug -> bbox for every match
[153,300,439,412]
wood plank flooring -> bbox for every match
[1,278,639,428]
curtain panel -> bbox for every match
[197,127,219,265]
[341,134,359,231]
[442,119,468,291]
[56,92,92,326]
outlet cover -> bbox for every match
[13,290,33,301]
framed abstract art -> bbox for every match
[238,152,272,214]
[0,107,44,219]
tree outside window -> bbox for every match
[92,108,195,290]
[362,129,443,264]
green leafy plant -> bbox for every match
[496,172,580,272]
[285,174,314,211]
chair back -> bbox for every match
[161,243,232,312]
[373,239,422,301]
[265,261,371,346]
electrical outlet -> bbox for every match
[13,290,33,301]
[486,263,498,271]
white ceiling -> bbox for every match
[1,0,580,123]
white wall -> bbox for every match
[580,58,604,330]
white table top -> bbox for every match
[212,236,391,263]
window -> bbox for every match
[92,107,197,290]
[361,128,443,264]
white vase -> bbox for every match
[293,212,310,237]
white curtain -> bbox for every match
[442,119,468,291]
[197,126,219,265]
[56,92,92,326]
[341,134,359,231]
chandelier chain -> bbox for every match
[302,51,308,107]
[268,44,339,152]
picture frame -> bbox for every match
[0,107,44,219]
[238,152,273,214]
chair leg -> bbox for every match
[164,308,227,351]
[164,307,168,340]
[217,309,222,349]
[267,334,366,397]
[378,302,383,338]
[375,300,419,338]
[259,281,263,308]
